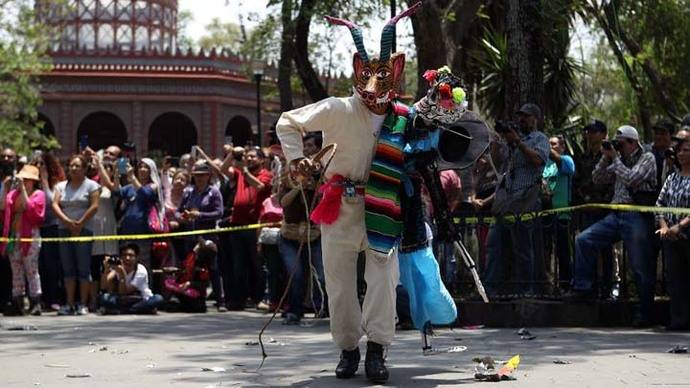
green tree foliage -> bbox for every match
[574,36,638,134]
[0,0,58,154]
[198,17,243,53]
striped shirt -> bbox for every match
[592,148,657,204]
[503,130,550,194]
[656,171,690,233]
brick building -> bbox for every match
[36,0,279,157]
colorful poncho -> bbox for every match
[364,110,408,258]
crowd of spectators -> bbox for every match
[0,135,326,324]
[1,106,689,330]
[455,105,690,329]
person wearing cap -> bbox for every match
[570,125,658,326]
[175,160,224,311]
[573,119,616,296]
[483,103,550,295]
[648,120,676,193]
[0,165,46,315]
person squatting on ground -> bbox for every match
[570,125,658,327]
[276,3,422,383]
[100,243,163,314]
[0,165,46,315]
[163,238,215,313]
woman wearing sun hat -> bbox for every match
[0,165,47,315]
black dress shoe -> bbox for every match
[365,341,389,383]
[335,347,360,379]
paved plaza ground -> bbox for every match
[1,309,689,387]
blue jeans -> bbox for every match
[484,219,537,295]
[573,212,656,317]
[58,228,93,282]
[100,293,164,314]
[278,236,325,317]
[579,211,616,292]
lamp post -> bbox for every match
[252,60,265,147]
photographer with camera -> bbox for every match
[483,103,550,296]
[223,146,272,310]
[570,125,657,327]
[99,243,163,314]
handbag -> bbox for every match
[491,176,541,216]
[148,206,169,233]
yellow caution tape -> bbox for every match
[2,203,688,243]
[454,203,690,225]
[0,222,280,244]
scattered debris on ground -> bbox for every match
[423,346,467,356]
[474,355,521,382]
[65,373,91,378]
[667,345,688,354]
[517,328,536,340]
[553,359,571,364]
[6,325,38,331]
[201,367,227,372]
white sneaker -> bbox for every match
[75,305,89,315]
[57,305,74,316]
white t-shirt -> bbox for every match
[370,112,386,138]
[120,264,153,300]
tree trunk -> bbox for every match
[504,0,544,119]
[278,0,295,111]
[293,0,329,102]
[407,0,449,100]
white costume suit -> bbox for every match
[276,95,400,350]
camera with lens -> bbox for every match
[495,120,519,134]
[0,162,14,178]
[602,139,621,151]
[106,256,121,266]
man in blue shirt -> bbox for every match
[483,104,550,296]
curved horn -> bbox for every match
[324,15,369,63]
[380,1,422,62]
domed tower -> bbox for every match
[36,0,178,52]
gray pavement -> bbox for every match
[1,310,689,387]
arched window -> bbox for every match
[148,112,198,156]
[79,23,95,50]
[97,24,114,49]
[225,116,253,147]
[77,111,128,151]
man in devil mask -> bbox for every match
[276,3,422,383]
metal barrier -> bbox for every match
[444,208,668,302]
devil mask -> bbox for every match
[325,2,421,115]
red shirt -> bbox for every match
[230,168,273,225]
